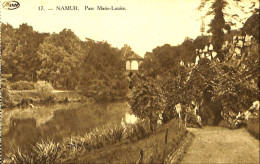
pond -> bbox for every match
[2,101,131,157]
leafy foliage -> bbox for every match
[211,42,259,113]
[34,81,54,102]
[197,0,259,60]
[128,74,165,131]
[161,66,191,122]
[208,0,227,60]
[1,23,128,102]
[137,13,259,126]
[129,75,164,118]
[79,41,128,102]
[243,13,259,41]
[2,24,48,81]
[1,80,14,108]
[5,141,62,164]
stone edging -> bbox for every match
[164,131,194,164]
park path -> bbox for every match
[180,126,259,164]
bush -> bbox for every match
[5,149,33,164]
[32,140,63,163]
[34,81,54,102]
[64,118,187,163]
[64,124,125,152]
[4,141,63,164]
[1,82,14,108]
[124,120,151,142]
[9,81,35,90]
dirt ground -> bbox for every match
[180,126,259,164]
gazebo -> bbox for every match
[125,53,143,71]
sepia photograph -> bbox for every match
[1,0,259,163]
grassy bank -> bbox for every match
[6,90,85,107]
[4,118,187,163]
[72,119,187,163]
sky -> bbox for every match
[1,0,257,57]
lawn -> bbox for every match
[64,118,187,164]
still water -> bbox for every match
[2,101,133,156]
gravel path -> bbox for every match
[180,126,259,164]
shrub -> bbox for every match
[124,120,151,142]
[34,81,54,102]
[4,141,63,164]
[9,81,35,90]
[1,82,14,108]
[64,124,125,152]
[4,149,33,164]
[66,118,187,163]
[32,140,63,163]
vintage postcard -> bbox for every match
[1,0,259,163]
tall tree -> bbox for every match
[37,29,83,89]
[129,75,164,132]
[198,0,258,60]
[208,0,227,60]
[79,41,128,102]
[2,23,47,80]
[120,44,134,60]
[1,23,15,74]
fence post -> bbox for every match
[163,128,169,163]
[165,128,168,144]
[136,149,144,164]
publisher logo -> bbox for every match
[2,1,20,10]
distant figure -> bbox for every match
[121,118,126,129]
[197,115,201,126]
[244,111,251,120]
[157,113,163,126]
[136,149,144,164]
[250,101,259,111]
[175,103,183,128]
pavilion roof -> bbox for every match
[126,53,143,60]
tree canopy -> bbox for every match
[1,23,128,102]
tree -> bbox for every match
[37,43,76,89]
[185,58,223,125]
[1,23,15,54]
[178,37,196,63]
[161,65,190,123]
[37,29,86,89]
[212,40,259,115]
[140,44,180,78]
[129,75,164,132]
[185,30,259,125]
[79,41,128,102]
[243,13,259,41]
[198,0,259,60]
[120,44,134,60]
[2,23,47,81]
[1,23,15,74]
